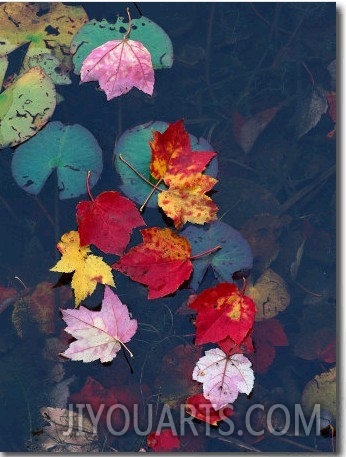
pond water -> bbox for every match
[0,2,336,453]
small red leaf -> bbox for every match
[186,394,233,425]
[147,429,180,452]
[77,190,145,255]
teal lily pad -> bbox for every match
[71,16,173,74]
[11,121,103,199]
[114,121,218,208]
[181,221,253,290]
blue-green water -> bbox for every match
[0,2,336,452]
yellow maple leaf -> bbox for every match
[50,231,115,307]
[158,172,218,229]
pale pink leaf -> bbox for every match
[80,39,154,100]
[192,348,254,410]
[60,286,137,363]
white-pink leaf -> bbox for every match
[80,39,154,100]
[192,348,254,410]
[60,286,137,363]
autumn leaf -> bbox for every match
[189,283,257,346]
[158,172,218,229]
[113,227,193,299]
[50,231,115,306]
[150,119,216,180]
[193,348,254,410]
[80,38,154,100]
[60,286,137,363]
[76,190,145,255]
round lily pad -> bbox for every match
[71,16,173,74]
[181,221,253,290]
[0,67,56,149]
[11,121,103,200]
[114,121,218,208]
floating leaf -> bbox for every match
[193,348,254,410]
[60,286,137,363]
[11,121,102,199]
[246,269,290,320]
[159,172,218,229]
[189,283,257,346]
[71,16,173,74]
[0,55,8,88]
[150,120,216,180]
[50,231,115,306]
[27,54,71,85]
[114,121,218,207]
[294,327,335,363]
[113,227,192,299]
[0,67,56,149]
[182,221,253,290]
[80,38,154,100]
[76,190,145,255]
[0,3,88,70]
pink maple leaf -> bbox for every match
[192,348,254,410]
[80,39,154,100]
[60,286,137,363]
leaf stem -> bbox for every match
[86,170,94,201]
[140,178,163,212]
[119,154,164,192]
[124,7,132,40]
[119,339,134,358]
[190,245,221,260]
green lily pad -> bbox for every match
[0,3,88,71]
[71,16,173,74]
[11,121,103,200]
[0,55,8,88]
[302,367,336,422]
[27,53,72,85]
[114,121,218,208]
[0,67,56,149]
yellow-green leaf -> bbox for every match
[0,67,56,148]
[0,3,88,70]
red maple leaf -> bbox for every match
[113,227,193,299]
[147,429,180,452]
[76,190,145,255]
[189,283,257,345]
[248,318,288,374]
[185,393,233,425]
[150,119,216,181]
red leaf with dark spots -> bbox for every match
[189,283,257,345]
[186,393,233,425]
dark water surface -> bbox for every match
[0,2,336,452]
